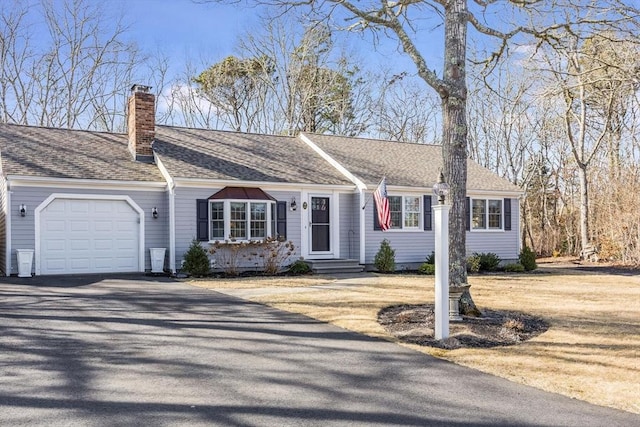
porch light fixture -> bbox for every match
[19,204,26,217]
[433,171,450,205]
[290,197,297,211]
[152,206,158,219]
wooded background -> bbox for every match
[2,0,639,264]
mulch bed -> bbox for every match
[378,304,549,350]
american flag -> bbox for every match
[373,177,391,231]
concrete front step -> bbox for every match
[304,259,364,274]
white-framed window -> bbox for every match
[210,201,224,239]
[387,195,421,230]
[209,200,274,241]
[471,198,502,230]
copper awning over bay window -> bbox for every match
[208,186,276,201]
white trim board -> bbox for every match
[8,175,167,191]
[298,133,368,191]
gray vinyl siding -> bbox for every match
[364,193,520,268]
[173,187,302,272]
[8,185,167,275]
[364,192,435,267]
[339,192,359,260]
[466,200,520,261]
[0,175,7,275]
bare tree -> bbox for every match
[532,29,639,259]
[373,72,440,144]
[0,0,146,131]
[467,60,536,185]
[197,0,639,314]
[0,1,34,125]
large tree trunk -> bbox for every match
[578,165,591,259]
[442,0,480,316]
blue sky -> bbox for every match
[108,0,259,62]
[102,0,442,79]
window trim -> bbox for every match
[470,198,504,232]
[386,194,422,231]
[208,199,276,242]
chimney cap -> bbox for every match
[131,84,152,94]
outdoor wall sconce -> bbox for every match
[290,197,297,211]
[152,207,158,219]
[19,204,26,217]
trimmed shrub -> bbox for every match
[503,263,525,273]
[182,239,211,277]
[477,252,501,272]
[374,239,396,273]
[519,246,538,271]
[418,263,435,275]
[425,251,436,265]
[288,259,311,275]
[466,254,481,273]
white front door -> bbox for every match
[39,198,140,275]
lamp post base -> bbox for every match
[449,285,471,321]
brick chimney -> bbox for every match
[127,84,155,162]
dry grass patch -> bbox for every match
[189,268,640,414]
[188,275,333,289]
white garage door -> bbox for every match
[40,198,140,275]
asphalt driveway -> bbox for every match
[0,275,637,426]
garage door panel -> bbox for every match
[94,239,114,250]
[45,240,66,251]
[46,202,65,214]
[116,238,136,249]
[45,219,66,232]
[69,201,90,214]
[94,220,113,232]
[70,220,90,232]
[116,257,137,269]
[116,220,137,232]
[116,202,136,214]
[44,257,66,270]
[40,198,140,275]
[69,239,91,251]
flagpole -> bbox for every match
[362,176,386,209]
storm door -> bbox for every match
[310,196,331,253]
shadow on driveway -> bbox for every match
[0,275,637,426]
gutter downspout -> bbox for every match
[155,155,176,274]
[359,188,366,265]
[168,183,176,274]
[5,186,11,276]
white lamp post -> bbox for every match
[433,172,450,340]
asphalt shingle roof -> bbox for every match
[153,126,352,185]
[304,133,521,192]
[0,122,520,193]
[0,123,164,182]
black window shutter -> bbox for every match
[504,198,512,231]
[276,201,287,240]
[196,199,209,241]
[465,197,470,231]
[423,195,432,231]
[373,201,381,230]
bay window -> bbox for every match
[211,200,273,241]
